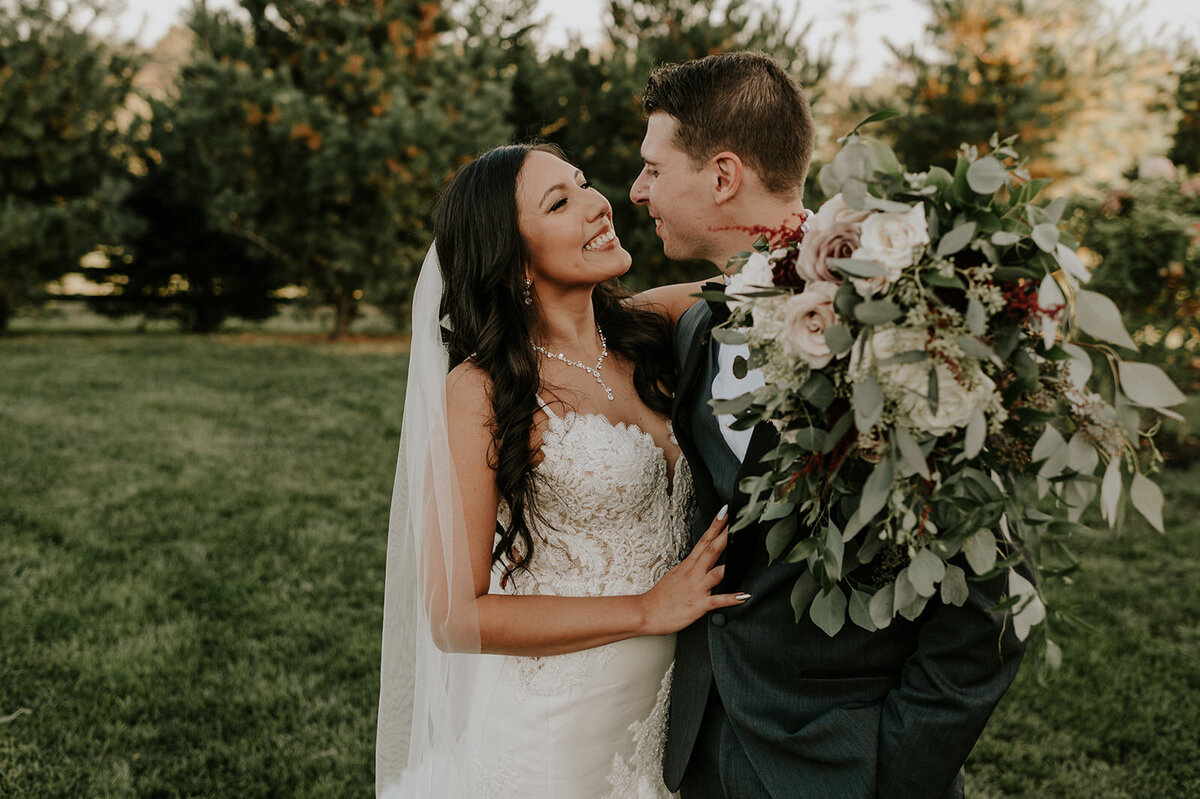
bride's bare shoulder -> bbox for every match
[446,360,492,421]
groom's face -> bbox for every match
[630,113,715,263]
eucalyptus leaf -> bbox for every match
[809,585,848,637]
[766,515,798,562]
[1043,196,1067,225]
[786,536,819,563]
[895,570,931,621]
[1031,424,1065,464]
[925,166,953,194]
[966,155,1007,194]
[927,364,939,416]
[868,583,895,629]
[853,375,885,431]
[1037,274,1065,350]
[957,335,1001,365]
[1031,222,1059,253]
[819,161,845,198]
[991,230,1023,246]
[963,528,997,575]
[1100,457,1122,526]
[711,327,748,346]
[940,564,969,606]
[790,570,819,623]
[843,177,869,209]
[824,323,854,355]
[830,257,886,279]
[1066,433,1100,476]
[877,350,930,366]
[792,427,826,451]
[937,221,976,257]
[894,426,930,479]
[908,548,946,597]
[709,392,756,416]
[966,298,986,336]
[855,299,904,325]
[1056,242,1091,284]
[1117,361,1187,408]
[1130,473,1165,532]
[1075,289,1137,350]
[824,523,845,582]
[857,456,895,526]
[848,589,877,631]
[964,408,987,459]
[843,108,903,139]
[865,135,904,176]
[821,411,855,455]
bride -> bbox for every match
[376,143,745,798]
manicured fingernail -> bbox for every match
[736,593,751,602]
[717,505,729,520]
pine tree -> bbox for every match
[155,0,518,337]
[1170,56,1200,173]
[0,0,139,331]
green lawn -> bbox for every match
[1,334,1197,797]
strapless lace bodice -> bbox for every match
[499,407,694,598]
[476,403,693,799]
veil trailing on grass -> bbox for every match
[376,244,491,797]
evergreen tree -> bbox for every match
[155,0,519,337]
[0,0,139,331]
[1170,56,1200,173]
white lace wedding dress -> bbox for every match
[470,399,694,799]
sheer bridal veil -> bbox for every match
[376,244,491,797]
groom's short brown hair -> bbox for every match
[642,51,814,196]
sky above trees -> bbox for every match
[111,0,1200,85]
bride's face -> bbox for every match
[516,151,632,293]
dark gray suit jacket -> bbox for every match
[663,300,1027,799]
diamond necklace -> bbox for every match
[532,325,614,401]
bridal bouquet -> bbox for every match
[711,120,1186,665]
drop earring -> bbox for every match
[523,277,533,306]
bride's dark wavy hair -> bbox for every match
[435,143,677,584]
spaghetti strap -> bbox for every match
[535,394,558,420]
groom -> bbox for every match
[630,52,1027,799]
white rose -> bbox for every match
[849,204,930,297]
[779,281,840,368]
[806,193,872,232]
[856,327,995,436]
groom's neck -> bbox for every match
[712,193,807,274]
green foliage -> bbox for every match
[147,0,519,336]
[0,0,140,331]
[1065,176,1200,389]
[1170,56,1200,173]
[85,91,290,332]
[507,0,831,289]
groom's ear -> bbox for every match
[711,152,743,205]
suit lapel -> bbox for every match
[722,420,781,589]
[672,302,720,523]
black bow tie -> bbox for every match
[702,281,731,325]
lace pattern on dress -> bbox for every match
[605,664,678,799]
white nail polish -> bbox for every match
[736,593,751,602]
[717,505,729,520]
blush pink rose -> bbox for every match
[780,281,840,368]
[798,222,862,283]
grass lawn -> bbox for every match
[1,333,1198,797]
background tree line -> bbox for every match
[1,0,1198,373]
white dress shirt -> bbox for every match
[711,337,765,464]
